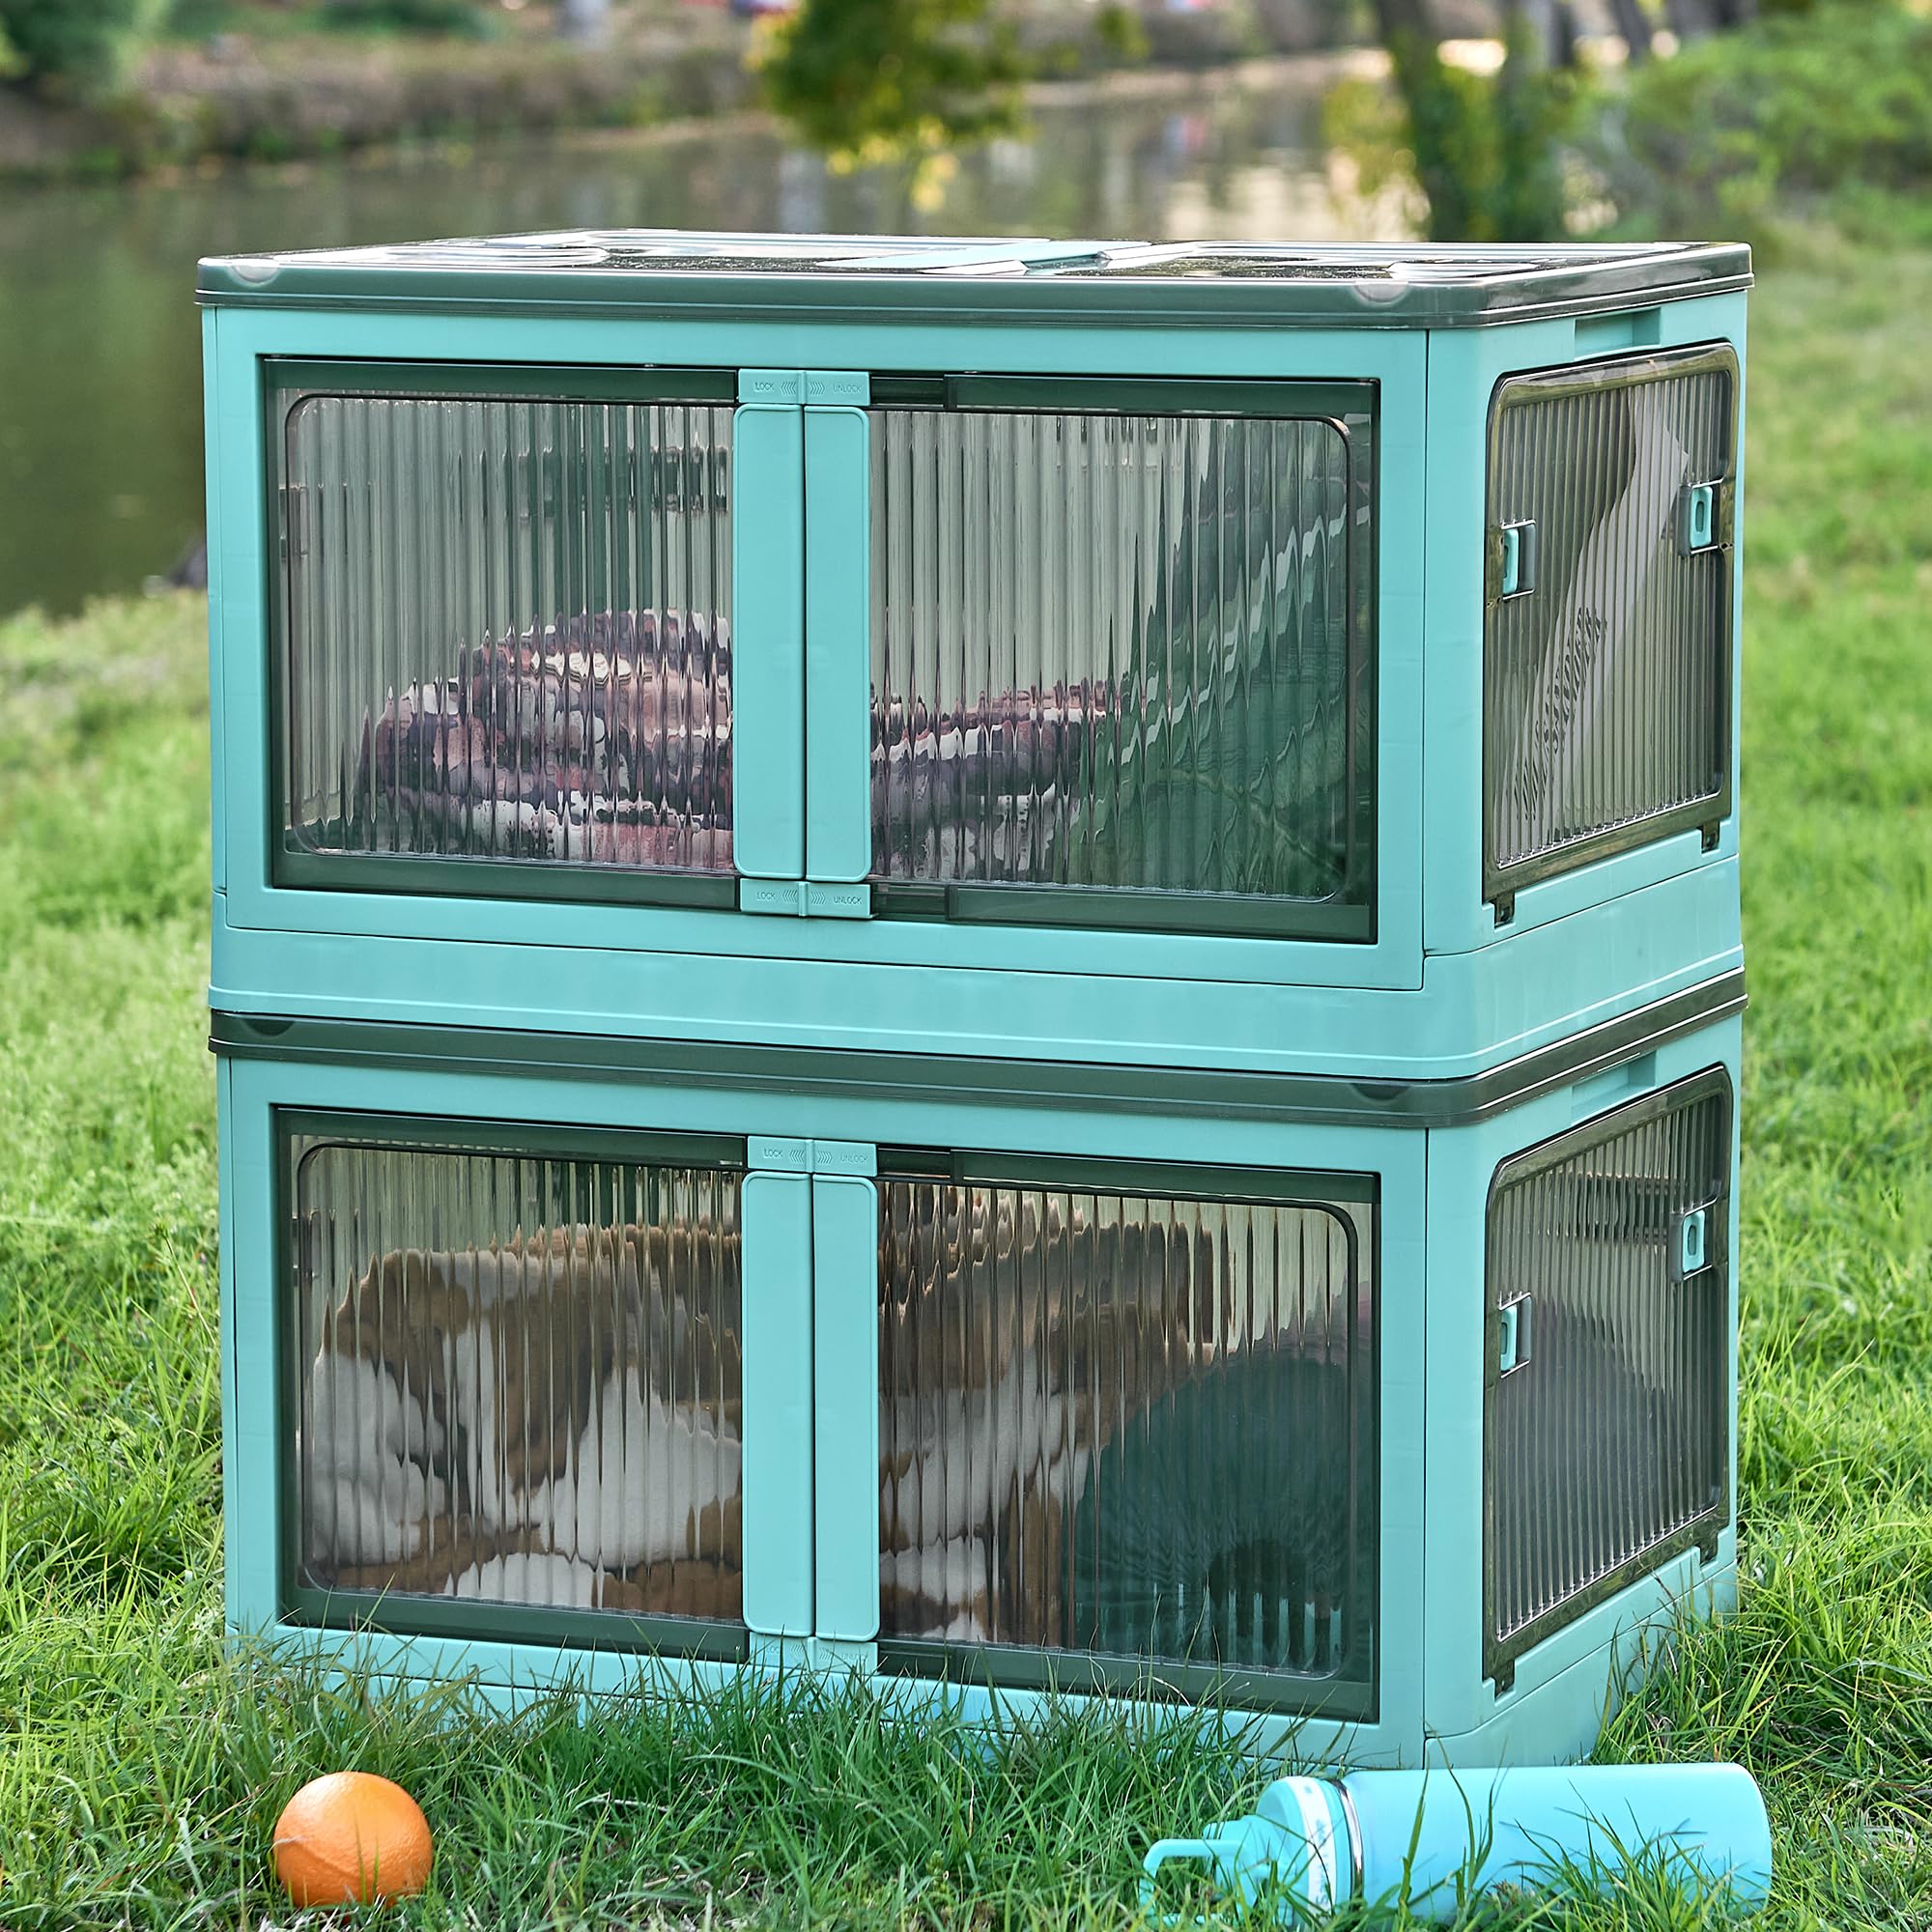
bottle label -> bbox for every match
[1278,1776,1342,1910]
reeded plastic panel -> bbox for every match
[875,1157,1378,1711]
[868,384,1377,938]
[275,368,735,899]
[287,1122,744,1649]
[1485,1069,1732,1683]
[1484,345,1738,908]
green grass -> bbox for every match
[1,221,1928,1929]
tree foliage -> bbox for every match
[0,0,163,94]
[1585,0,1932,241]
[756,0,1031,182]
[1332,5,1575,243]
[319,0,498,36]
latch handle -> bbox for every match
[1679,478,1734,554]
[1488,520,1539,601]
[1673,1202,1719,1280]
[1497,1296,1534,1377]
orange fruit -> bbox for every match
[272,1771,433,1906]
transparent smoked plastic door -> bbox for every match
[866,382,1378,938]
[275,367,738,902]
[1485,1069,1732,1684]
[874,1153,1378,1712]
[286,1119,746,1652]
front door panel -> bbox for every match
[871,1151,1379,1715]
[284,1115,748,1658]
[271,361,747,905]
[862,379,1378,941]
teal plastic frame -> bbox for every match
[203,298,1426,990]
[202,288,1747,1048]
[215,1013,1741,1767]
[1419,297,1748,958]
[211,855,1742,1084]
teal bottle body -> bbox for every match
[1346,1764,1772,1916]
[1143,1764,1772,1921]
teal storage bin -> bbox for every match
[212,1000,1742,1765]
[199,233,1749,1065]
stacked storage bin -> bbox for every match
[200,232,1750,1767]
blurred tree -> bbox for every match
[1664,0,1760,32]
[319,0,498,33]
[1367,0,1573,240]
[0,0,163,95]
[1606,0,1654,60]
[757,0,1030,182]
[1514,0,1581,68]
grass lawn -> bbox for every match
[0,221,1926,1929]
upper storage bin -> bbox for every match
[201,231,1749,990]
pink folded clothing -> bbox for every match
[337,609,1116,881]
[354,609,734,868]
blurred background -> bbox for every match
[0,0,1922,618]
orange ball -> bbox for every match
[272,1771,433,1906]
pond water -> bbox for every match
[0,58,1408,618]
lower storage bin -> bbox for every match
[213,1000,1741,1765]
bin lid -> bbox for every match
[197,230,1750,328]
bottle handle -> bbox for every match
[1139,1837,1224,1928]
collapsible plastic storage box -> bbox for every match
[198,234,1749,1070]
[213,1002,1740,1766]
[201,230,1752,1766]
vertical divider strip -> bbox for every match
[804,379,875,892]
[812,1169,882,1639]
[732,372,808,883]
[233,1071,280,1632]
[741,1168,815,1634]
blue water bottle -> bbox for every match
[1142,1762,1772,1922]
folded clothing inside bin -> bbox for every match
[300,1216,745,1624]
[328,609,1132,883]
[348,609,736,869]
